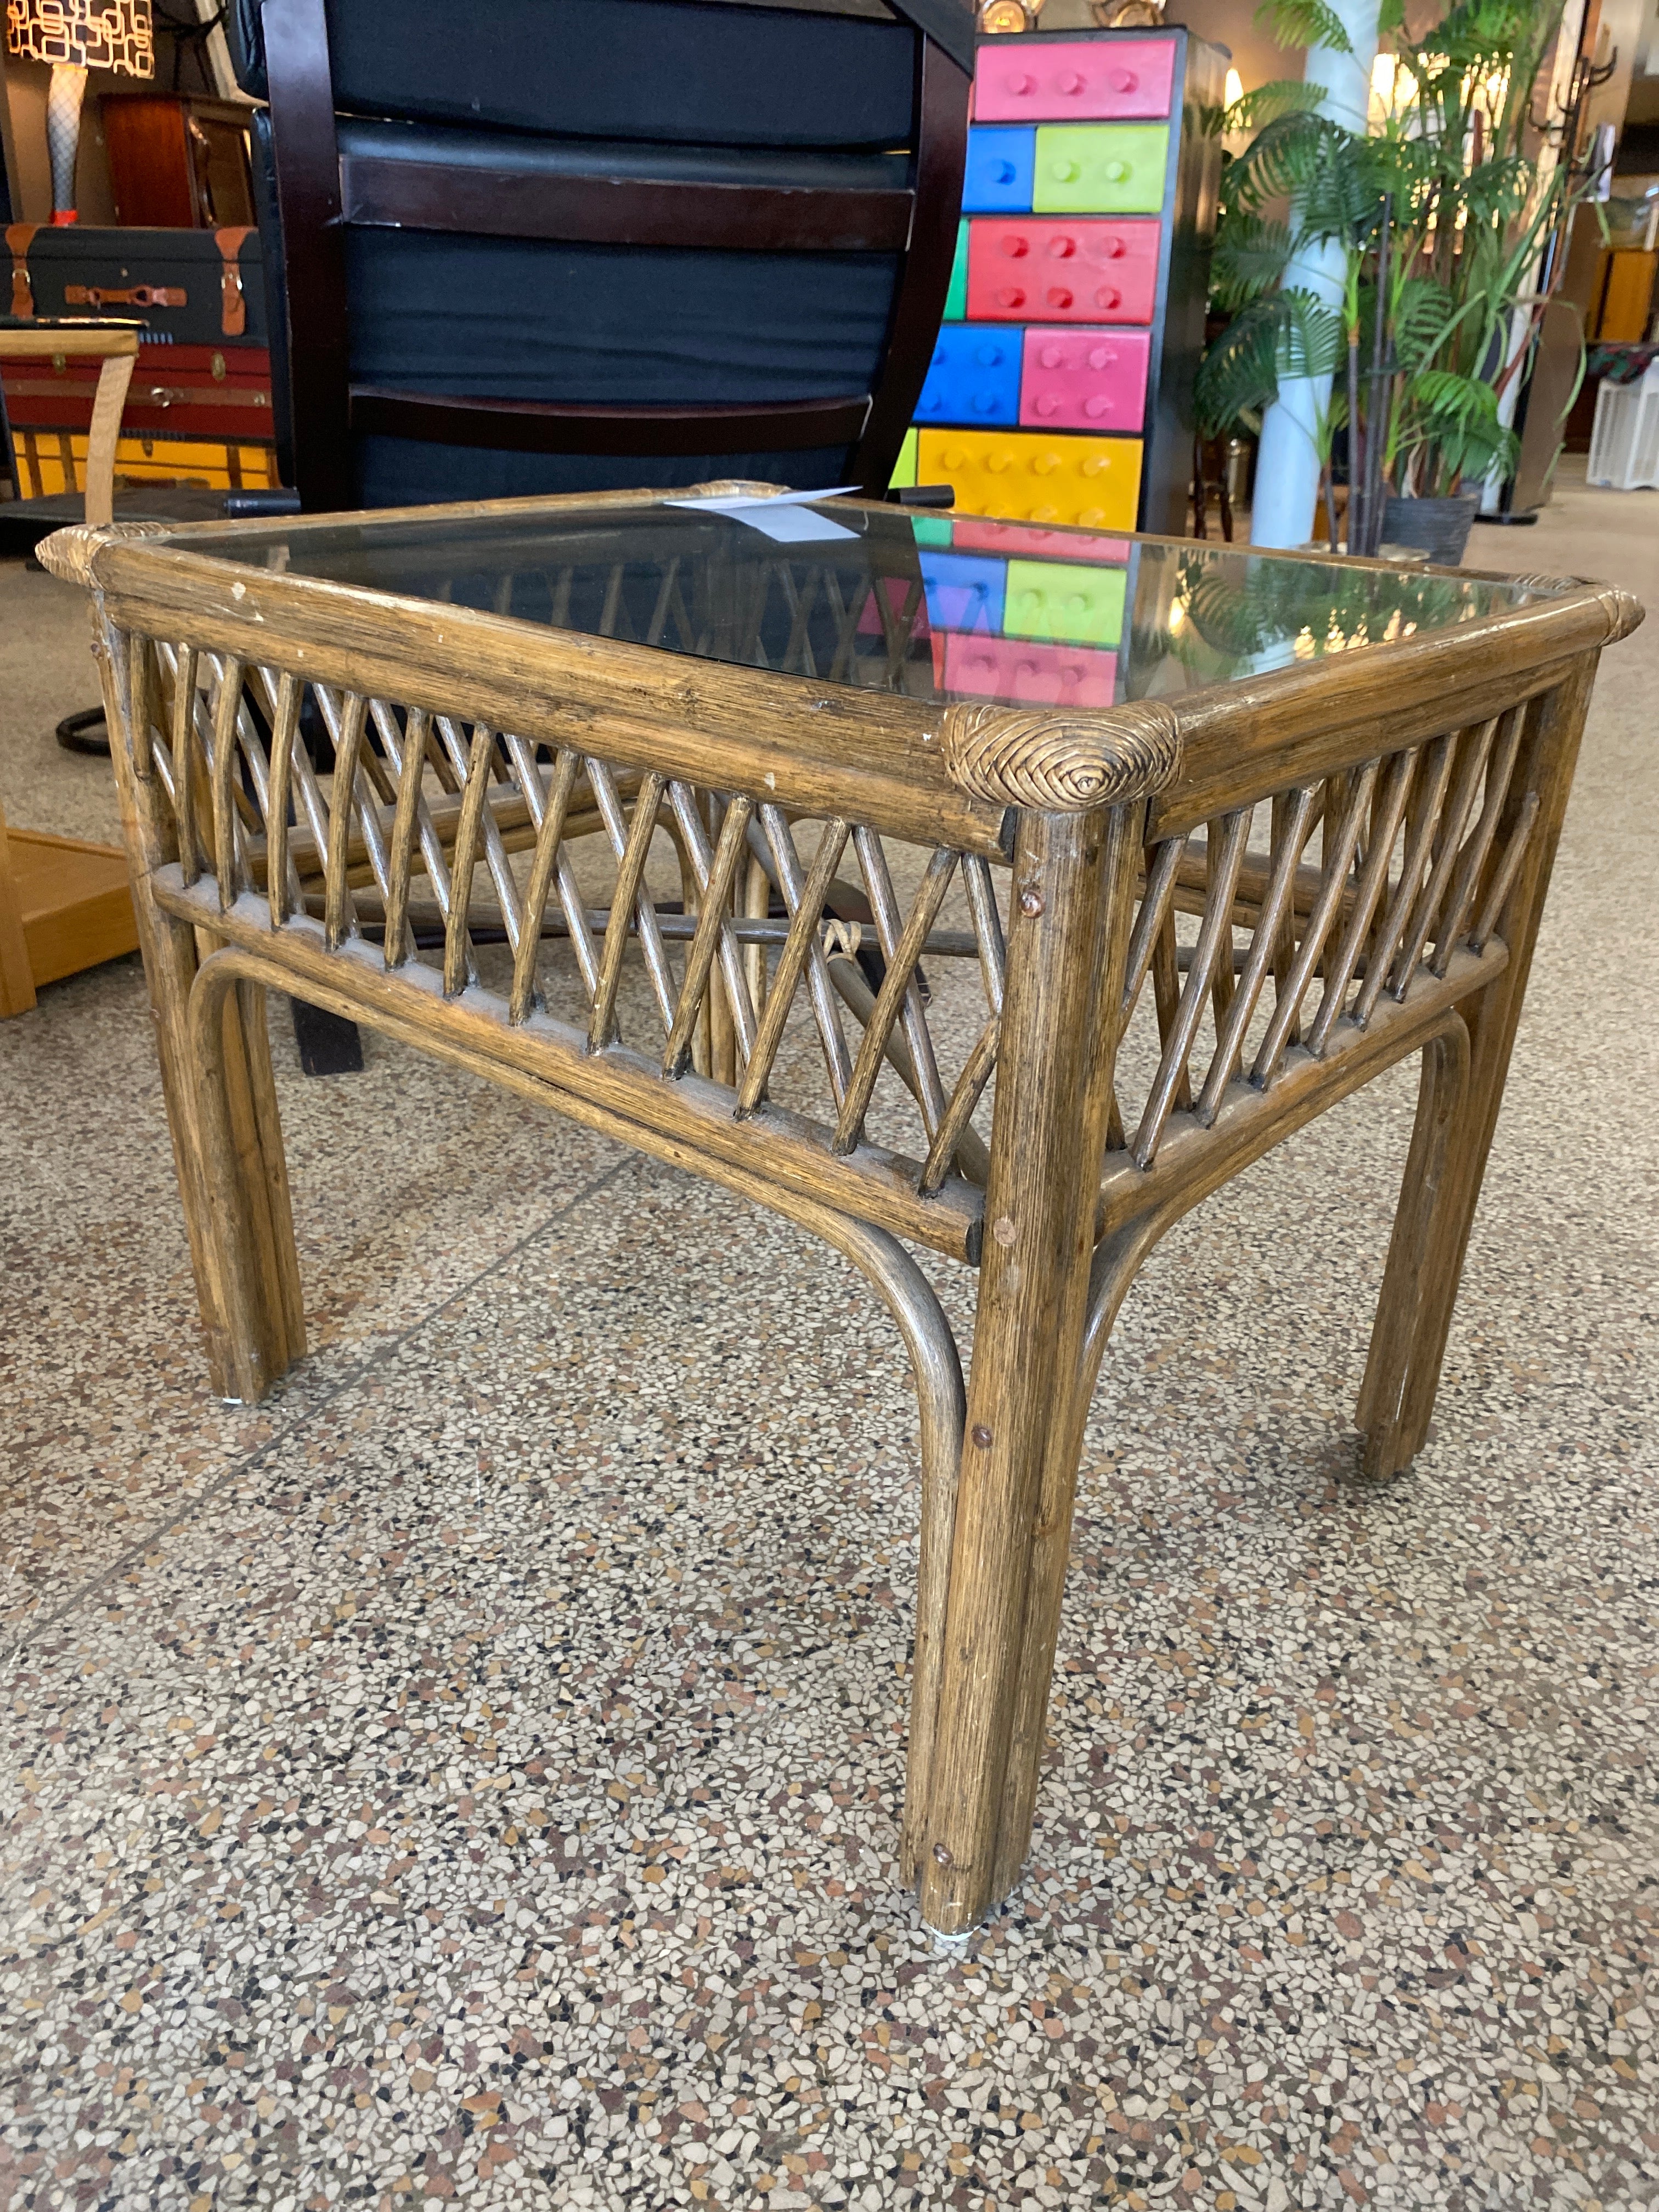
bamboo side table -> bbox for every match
[40,488,1639,1933]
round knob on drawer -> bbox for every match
[1079,456,1113,477]
[1104,160,1131,182]
[994,159,1017,183]
[1031,452,1061,476]
[1035,395,1062,416]
[996,286,1027,308]
[985,452,1012,473]
[1101,234,1127,258]
[1087,345,1116,369]
[1039,345,1064,368]
[1051,159,1081,181]
[1030,503,1059,522]
[1006,70,1035,93]
[1084,396,1112,419]
[1077,506,1107,524]
[941,445,968,468]
[1093,286,1122,309]
[1000,234,1030,257]
[1058,70,1085,93]
[1045,286,1074,309]
[1046,234,1076,258]
[972,391,1002,415]
[974,342,1006,365]
[1109,67,1138,91]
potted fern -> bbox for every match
[1197,0,1592,563]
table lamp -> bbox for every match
[5,0,154,225]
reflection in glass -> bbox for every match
[186,498,1542,714]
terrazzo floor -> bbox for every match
[2,472,1657,2211]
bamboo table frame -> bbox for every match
[40,491,1639,1935]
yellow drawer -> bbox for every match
[918,427,1142,529]
[12,427,279,499]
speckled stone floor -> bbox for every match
[2,472,1656,2212]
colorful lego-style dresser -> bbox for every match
[891,26,1224,534]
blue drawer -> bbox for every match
[962,126,1036,214]
[918,549,1008,633]
[915,325,1022,427]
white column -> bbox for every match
[1249,0,1381,549]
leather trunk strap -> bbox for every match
[64,283,188,309]
[215,226,255,336]
[5,224,38,319]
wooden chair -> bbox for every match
[225,0,971,513]
[0,320,140,1017]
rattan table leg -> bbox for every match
[1357,653,1600,1475]
[917,810,1123,1934]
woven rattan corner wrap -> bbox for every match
[46,487,1639,1940]
[38,518,174,590]
[939,699,1181,811]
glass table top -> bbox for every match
[191,495,1544,714]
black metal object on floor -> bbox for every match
[55,706,110,755]
[291,997,364,1075]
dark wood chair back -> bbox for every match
[227,0,969,512]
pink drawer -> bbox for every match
[966,216,1160,324]
[942,631,1119,709]
[951,517,1130,563]
[1020,326,1151,432]
[974,37,1176,122]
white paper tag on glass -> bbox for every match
[662,486,861,544]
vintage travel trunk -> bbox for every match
[2,225,278,496]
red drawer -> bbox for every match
[942,630,1119,708]
[1020,325,1151,432]
[966,216,1160,324]
[1,340,273,443]
[950,517,1129,563]
[973,37,1176,122]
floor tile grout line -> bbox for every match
[7,1150,643,1661]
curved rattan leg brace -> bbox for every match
[187,943,965,1879]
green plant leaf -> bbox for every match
[1224,79,1326,132]
[1226,110,1351,211]
[1255,0,1353,53]
[1193,287,1344,436]
[1211,212,1294,308]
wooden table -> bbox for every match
[40,488,1639,1934]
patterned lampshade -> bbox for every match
[5,0,155,77]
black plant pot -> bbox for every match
[1380,492,1481,566]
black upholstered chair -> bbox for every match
[225,0,972,515]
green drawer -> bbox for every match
[1032,125,1170,215]
[944,219,969,321]
[1004,558,1127,647]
